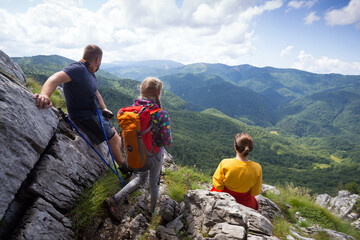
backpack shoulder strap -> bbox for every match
[149,108,161,115]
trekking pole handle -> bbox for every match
[58,108,69,122]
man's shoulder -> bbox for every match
[63,62,85,74]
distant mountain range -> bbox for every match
[104,60,360,139]
[101,60,184,80]
[102,59,183,69]
[13,55,360,195]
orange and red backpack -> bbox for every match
[117,105,161,171]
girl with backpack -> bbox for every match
[103,77,172,221]
[211,132,262,210]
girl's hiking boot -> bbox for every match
[119,164,133,175]
[103,197,121,222]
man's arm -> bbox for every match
[96,90,114,119]
[34,71,71,109]
[97,90,114,111]
[96,90,107,110]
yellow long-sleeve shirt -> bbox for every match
[212,158,262,196]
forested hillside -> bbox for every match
[161,73,277,126]
[14,55,360,195]
[105,61,360,173]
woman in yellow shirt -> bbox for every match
[211,132,262,210]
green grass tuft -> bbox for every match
[70,169,123,236]
[272,216,292,239]
[163,165,211,203]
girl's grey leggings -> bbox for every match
[114,149,164,212]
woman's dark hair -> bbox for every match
[234,132,253,157]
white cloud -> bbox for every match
[241,0,283,21]
[0,0,283,65]
[280,45,294,57]
[0,2,97,56]
[325,0,360,27]
[287,0,318,9]
[292,50,360,75]
[42,0,82,6]
[304,11,320,25]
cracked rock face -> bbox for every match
[28,132,109,211]
[11,198,74,240]
[0,50,109,239]
[0,52,58,218]
[159,194,181,223]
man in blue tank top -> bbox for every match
[34,44,124,167]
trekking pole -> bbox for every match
[96,108,125,188]
[58,108,126,187]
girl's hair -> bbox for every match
[140,77,163,108]
[82,44,103,62]
[234,132,254,157]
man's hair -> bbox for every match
[234,132,254,157]
[82,44,103,62]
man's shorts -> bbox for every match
[73,114,116,145]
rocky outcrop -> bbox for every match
[69,167,359,240]
[0,50,109,239]
[262,184,281,196]
[159,195,181,224]
[11,198,74,240]
[307,226,356,240]
[316,190,359,221]
[90,186,279,239]
[162,150,178,172]
[0,50,27,85]
[351,218,360,231]
[256,194,284,222]
[0,59,58,219]
[184,189,274,239]
[316,190,360,235]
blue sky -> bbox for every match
[0,0,359,75]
